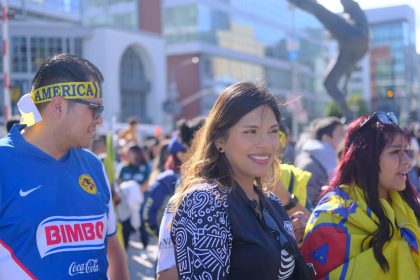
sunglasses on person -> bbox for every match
[359,111,399,130]
[69,99,104,119]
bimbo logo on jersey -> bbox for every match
[36,214,107,258]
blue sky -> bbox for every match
[319,0,420,52]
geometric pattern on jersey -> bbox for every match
[171,187,231,279]
[279,249,295,280]
[171,184,296,280]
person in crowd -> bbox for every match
[406,123,420,192]
[144,116,205,240]
[295,116,345,209]
[117,144,151,190]
[118,116,141,146]
[91,133,107,158]
[155,118,309,279]
[301,112,420,279]
[6,116,21,133]
[142,137,185,240]
[144,135,161,167]
[272,122,312,244]
[116,179,143,249]
[116,144,151,248]
[0,54,128,279]
[146,118,206,266]
[169,82,313,279]
[280,123,296,164]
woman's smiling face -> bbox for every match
[217,105,280,189]
[378,133,411,199]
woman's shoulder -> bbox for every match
[265,192,291,221]
[178,181,230,209]
[306,185,358,228]
[316,185,355,208]
[172,182,232,231]
[184,181,230,196]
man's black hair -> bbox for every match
[312,117,343,140]
[32,54,103,111]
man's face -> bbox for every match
[61,97,104,148]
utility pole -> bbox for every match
[287,4,300,141]
[2,0,11,120]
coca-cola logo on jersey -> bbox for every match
[36,214,107,258]
[68,259,100,276]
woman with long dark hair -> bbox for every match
[301,112,420,279]
[170,82,312,279]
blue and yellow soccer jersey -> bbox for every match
[0,125,116,279]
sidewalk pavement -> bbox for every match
[127,237,158,279]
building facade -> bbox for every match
[0,0,167,129]
[0,0,85,117]
[163,0,330,128]
[363,5,418,122]
[1,0,335,131]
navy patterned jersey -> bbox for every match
[171,182,303,280]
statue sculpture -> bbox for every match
[288,0,369,120]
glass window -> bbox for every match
[120,47,149,122]
[74,38,83,57]
[164,4,324,70]
[11,37,28,73]
[66,38,71,53]
[27,0,81,18]
[46,38,63,58]
[31,37,46,73]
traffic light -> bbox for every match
[386,88,394,99]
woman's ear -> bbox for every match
[215,139,225,153]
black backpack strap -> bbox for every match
[287,170,295,194]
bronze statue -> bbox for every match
[288,0,369,120]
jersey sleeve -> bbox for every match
[156,203,176,273]
[171,188,232,280]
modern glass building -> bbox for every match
[0,0,85,117]
[365,5,419,121]
[0,0,167,128]
[163,0,329,126]
[83,0,138,30]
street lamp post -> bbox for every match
[164,56,199,116]
[287,4,300,141]
[168,56,199,100]
[2,0,11,120]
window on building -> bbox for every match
[11,37,28,73]
[74,38,83,57]
[120,47,150,122]
[46,38,63,58]
[31,37,46,73]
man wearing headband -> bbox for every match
[0,54,129,279]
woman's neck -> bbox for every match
[235,177,259,201]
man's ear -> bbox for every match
[50,96,65,118]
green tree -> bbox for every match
[326,95,368,117]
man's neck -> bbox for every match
[22,124,69,160]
